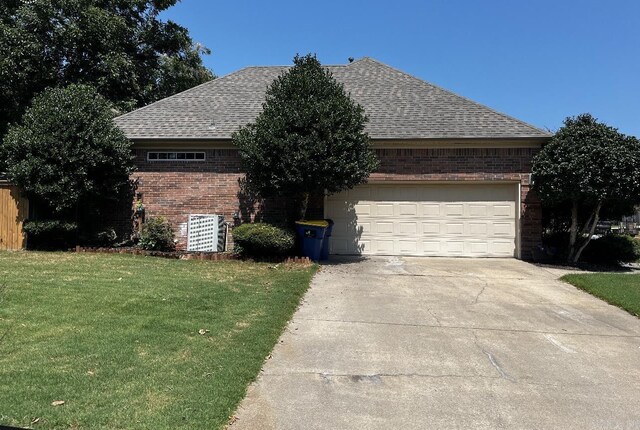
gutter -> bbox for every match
[127,136,552,149]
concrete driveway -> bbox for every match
[231,257,640,429]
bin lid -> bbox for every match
[295,220,329,228]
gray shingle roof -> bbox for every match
[115,57,550,140]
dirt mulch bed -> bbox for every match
[73,246,313,265]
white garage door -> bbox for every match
[325,183,518,257]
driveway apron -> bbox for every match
[231,257,640,430]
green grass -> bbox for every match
[0,252,317,429]
[562,273,640,317]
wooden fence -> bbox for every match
[0,183,29,250]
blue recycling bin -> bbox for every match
[320,219,334,261]
[295,221,328,262]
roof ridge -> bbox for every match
[345,56,372,66]
[357,57,551,137]
[241,64,292,69]
[242,64,349,70]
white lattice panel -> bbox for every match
[187,215,224,252]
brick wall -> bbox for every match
[133,149,243,249]
[131,146,542,258]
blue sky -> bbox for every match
[162,0,640,137]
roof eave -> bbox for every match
[127,135,552,148]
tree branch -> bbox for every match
[579,209,595,237]
[567,200,579,262]
[300,192,310,220]
[573,201,603,263]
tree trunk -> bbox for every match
[580,210,595,238]
[567,200,579,262]
[572,201,603,263]
[75,201,80,247]
[299,192,310,220]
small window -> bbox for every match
[147,151,206,161]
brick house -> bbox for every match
[115,57,551,259]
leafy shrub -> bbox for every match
[93,229,117,247]
[582,235,640,264]
[233,223,295,257]
[3,84,135,214]
[233,54,378,221]
[23,220,78,249]
[139,217,175,251]
[532,113,640,263]
[541,231,570,259]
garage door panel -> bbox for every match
[469,204,488,217]
[489,240,516,255]
[358,239,371,253]
[493,222,515,236]
[468,222,488,235]
[444,241,465,255]
[468,241,489,254]
[421,204,441,217]
[355,217,516,240]
[398,222,418,235]
[492,204,514,217]
[398,203,418,216]
[327,184,517,258]
[398,240,418,254]
[354,203,372,215]
[374,204,394,217]
[445,204,464,216]
[374,240,394,254]
[374,221,394,234]
[359,221,371,234]
[356,223,515,241]
[422,240,443,254]
[422,221,441,234]
[445,222,464,235]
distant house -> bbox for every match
[619,209,640,235]
[115,57,551,259]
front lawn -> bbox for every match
[562,273,640,317]
[0,252,316,429]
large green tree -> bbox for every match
[233,54,378,219]
[3,84,135,244]
[0,0,213,141]
[532,114,640,262]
